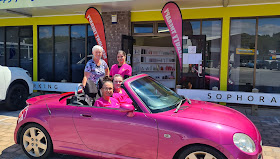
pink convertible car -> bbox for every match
[14,74,262,159]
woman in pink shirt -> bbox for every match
[110,50,132,79]
[112,74,133,105]
[94,80,120,108]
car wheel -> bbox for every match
[5,83,29,111]
[21,124,53,159]
[177,145,226,159]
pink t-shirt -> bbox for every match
[110,64,132,78]
[94,97,120,108]
[113,88,133,105]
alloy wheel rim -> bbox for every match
[23,127,47,157]
[185,151,217,159]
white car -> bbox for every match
[0,65,33,110]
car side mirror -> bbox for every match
[119,103,135,117]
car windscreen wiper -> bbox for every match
[174,99,184,113]
[174,95,191,113]
[184,96,191,104]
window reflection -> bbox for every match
[39,26,53,81]
[54,26,69,82]
[256,18,280,93]
[157,23,169,33]
[229,19,256,92]
[71,25,86,83]
[134,23,153,33]
[6,27,19,67]
[0,27,4,65]
[183,21,200,35]
[20,37,33,78]
[181,20,221,90]
[38,25,97,82]
[88,24,97,60]
[202,20,221,89]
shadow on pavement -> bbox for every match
[0,144,88,159]
[0,104,21,117]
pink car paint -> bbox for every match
[14,74,262,159]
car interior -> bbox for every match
[66,79,142,112]
[67,80,100,106]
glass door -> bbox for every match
[180,35,207,89]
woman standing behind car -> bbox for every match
[110,50,132,79]
[82,45,109,88]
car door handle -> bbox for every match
[80,114,92,118]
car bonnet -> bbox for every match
[164,100,259,137]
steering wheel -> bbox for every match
[72,100,84,106]
[73,83,87,105]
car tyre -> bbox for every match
[20,123,53,159]
[177,145,226,159]
[5,83,28,111]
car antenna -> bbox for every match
[44,99,52,115]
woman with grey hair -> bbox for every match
[82,45,109,88]
[82,45,109,105]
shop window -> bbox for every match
[39,25,97,82]
[181,19,221,90]
[157,23,169,33]
[54,26,69,82]
[39,26,53,81]
[0,26,33,76]
[183,21,200,35]
[19,26,32,37]
[6,27,19,67]
[256,17,280,93]
[202,20,221,89]
[71,25,86,83]
[134,23,153,33]
[0,27,4,65]
[20,37,33,78]
[229,18,256,92]
[87,25,97,58]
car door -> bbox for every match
[73,106,158,159]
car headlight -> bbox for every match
[233,133,256,153]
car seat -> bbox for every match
[84,80,100,106]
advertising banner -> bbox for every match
[236,48,255,55]
[161,2,183,69]
[85,7,108,64]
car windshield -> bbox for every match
[130,76,182,113]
